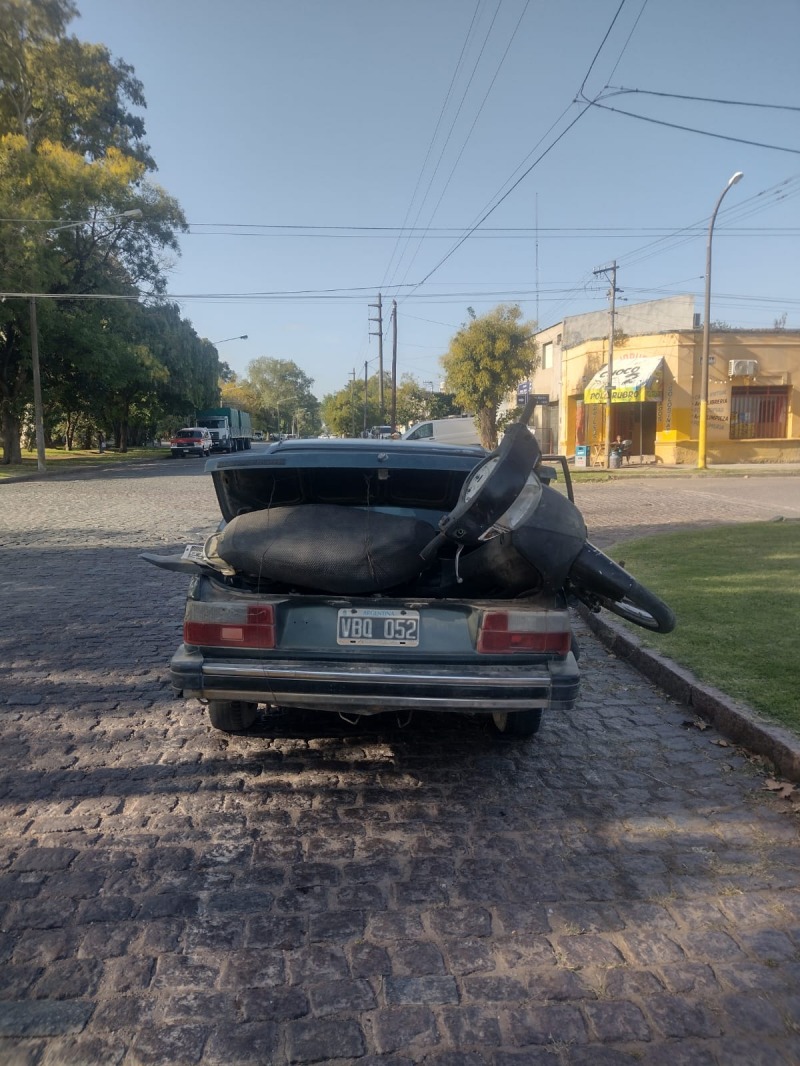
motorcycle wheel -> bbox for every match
[569,543,675,634]
[592,589,675,632]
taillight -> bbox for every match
[477,610,571,654]
[184,604,275,649]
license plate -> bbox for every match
[337,608,420,647]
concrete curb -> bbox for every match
[577,603,800,783]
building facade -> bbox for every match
[518,298,800,464]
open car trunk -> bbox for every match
[202,439,586,601]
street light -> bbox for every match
[697,171,743,470]
[211,335,248,345]
[29,209,142,472]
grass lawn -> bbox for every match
[0,446,169,479]
[605,522,800,734]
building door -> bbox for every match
[612,403,657,458]
[539,402,559,453]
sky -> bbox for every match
[73,0,800,398]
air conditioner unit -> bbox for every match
[729,359,758,377]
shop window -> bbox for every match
[730,386,788,440]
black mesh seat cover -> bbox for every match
[215,504,436,593]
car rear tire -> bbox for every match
[207,700,259,732]
[491,709,542,738]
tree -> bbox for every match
[246,357,320,437]
[321,373,390,437]
[0,1,189,462]
[321,385,364,437]
[394,375,429,428]
[441,304,537,449]
[0,1,151,164]
[220,377,259,416]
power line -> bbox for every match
[384,0,506,291]
[6,286,789,307]
[613,174,800,271]
[406,0,638,292]
[183,225,800,239]
[604,86,800,112]
[379,0,483,290]
[577,0,628,100]
[390,0,531,292]
[585,97,800,155]
[413,104,593,287]
[604,0,650,86]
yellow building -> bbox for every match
[561,329,799,464]
[521,301,800,465]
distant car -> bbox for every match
[252,431,264,441]
[144,407,674,739]
[169,427,212,458]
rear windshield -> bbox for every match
[177,429,202,438]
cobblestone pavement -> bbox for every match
[1,464,799,1065]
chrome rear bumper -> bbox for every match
[170,646,580,715]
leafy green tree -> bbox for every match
[441,304,537,449]
[427,391,461,419]
[142,306,219,425]
[394,376,462,429]
[394,375,429,428]
[321,386,362,437]
[321,373,389,437]
[0,1,188,462]
[0,0,151,163]
[220,378,259,417]
[246,357,320,437]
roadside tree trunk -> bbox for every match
[1,410,23,464]
[477,408,498,451]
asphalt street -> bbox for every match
[1,461,798,1065]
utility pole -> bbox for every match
[349,368,356,437]
[369,294,384,418]
[391,300,398,432]
[363,360,369,436]
[593,261,621,468]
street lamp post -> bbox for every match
[28,209,142,472]
[697,171,743,470]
